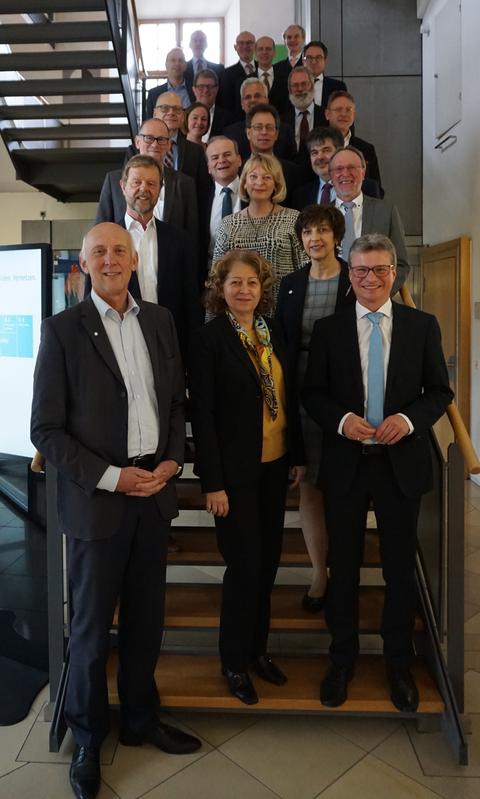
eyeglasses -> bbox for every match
[195,83,216,91]
[237,39,255,46]
[330,164,363,175]
[155,104,182,114]
[349,265,394,278]
[138,133,170,145]
[304,54,325,62]
[250,124,277,132]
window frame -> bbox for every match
[138,16,224,79]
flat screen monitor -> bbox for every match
[0,243,52,458]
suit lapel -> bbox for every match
[80,297,125,387]
[221,315,260,388]
[136,302,160,392]
[154,219,166,301]
[176,134,186,170]
[361,195,374,234]
[162,167,175,224]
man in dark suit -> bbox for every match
[116,154,202,352]
[291,126,381,210]
[302,40,347,110]
[254,35,289,114]
[281,67,328,175]
[224,90,297,162]
[273,23,306,79]
[205,136,242,262]
[31,222,201,799]
[146,47,195,119]
[192,68,234,139]
[96,118,199,258]
[329,146,409,292]
[303,233,453,712]
[325,90,384,195]
[219,30,256,119]
[185,29,224,83]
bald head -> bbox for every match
[153,92,183,132]
[80,223,137,311]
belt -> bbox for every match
[127,454,156,469]
[360,444,386,456]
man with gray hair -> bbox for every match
[303,232,453,713]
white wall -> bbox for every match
[224,0,241,65]
[0,192,96,246]
[223,0,294,64]
[422,0,480,478]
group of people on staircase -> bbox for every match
[30,24,453,799]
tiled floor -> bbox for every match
[0,480,480,798]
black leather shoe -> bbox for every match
[119,720,201,754]
[320,664,354,707]
[222,667,258,705]
[386,665,419,713]
[251,655,287,685]
[69,745,100,799]
[302,590,327,613]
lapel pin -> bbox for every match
[288,289,293,294]
[94,331,99,336]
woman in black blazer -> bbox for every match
[189,249,305,705]
[275,205,355,612]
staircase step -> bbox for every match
[0,22,111,46]
[168,527,381,567]
[0,50,117,72]
[0,102,127,120]
[1,1,105,11]
[3,124,131,142]
[0,77,122,96]
[177,479,300,511]
[106,652,443,714]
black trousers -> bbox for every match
[324,451,420,669]
[214,455,289,672]
[66,496,169,748]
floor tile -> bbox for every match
[373,725,480,799]
[220,715,364,799]
[465,573,480,607]
[406,714,480,776]
[142,750,280,799]
[322,716,401,752]
[0,710,37,778]
[465,652,480,671]
[17,718,117,765]
[318,754,443,798]
[102,719,211,799]
[465,602,480,622]
[169,710,259,747]
[466,551,480,576]
[465,612,480,635]
[0,762,117,799]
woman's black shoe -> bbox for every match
[302,584,328,613]
[251,655,287,685]
[222,667,258,705]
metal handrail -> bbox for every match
[399,284,480,475]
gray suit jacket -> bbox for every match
[360,195,410,293]
[95,165,199,255]
[31,298,185,540]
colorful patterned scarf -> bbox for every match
[227,311,278,420]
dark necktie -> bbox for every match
[221,186,233,218]
[262,71,270,92]
[366,312,385,429]
[320,182,332,204]
[244,62,254,76]
[163,146,174,170]
[299,110,309,147]
[195,58,206,74]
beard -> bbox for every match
[289,89,315,110]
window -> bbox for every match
[139,17,223,79]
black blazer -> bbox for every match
[281,103,327,177]
[302,303,454,499]
[185,59,224,85]
[319,75,347,107]
[273,55,303,80]
[222,119,297,162]
[210,104,235,136]
[145,81,195,120]
[349,134,383,196]
[95,166,199,256]
[219,61,257,119]
[31,298,185,540]
[291,175,381,210]
[189,314,305,493]
[275,259,354,375]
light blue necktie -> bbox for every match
[366,311,384,428]
[341,201,355,260]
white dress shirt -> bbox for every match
[335,191,364,250]
[209,177,241,257]
[153,185,165,221]
[313,73,324,105]
[124,213,158,304]
[92,289,160,491]
[338,299,413,437]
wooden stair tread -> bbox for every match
[169,527,380,566]
[106,653,443,714]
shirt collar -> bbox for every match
[215,176,240,196]
[124,212,156,232]
[356,298,393,320]
[344,129,352,145]
[91,287,139,319]
[167,79,186,91]
[295,100,314,117]
[335,191,363,209]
